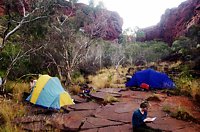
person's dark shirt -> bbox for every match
[132,108,147,127]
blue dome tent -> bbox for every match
[26,75,74,109]
[125,69,175,89]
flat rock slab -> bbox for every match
[94,102,138,123]
[81,117,124,130]
[120,90,135,97]
[146,102,166,118]
[51,110,95,131]
[119,90,156,104]
[149,117,200,131]
[131,91,153,99]
[68,102,100,111]
[24,105,57,115]
[14,115,52,131]
[90,92,121,100]
[80,128,98,132]
[172,124,200,132]
[144,99,200,131]
[97,88,124,93]
[162,96,200,121]
[71,95,88,103]
[98,124,132,132]
[13,115,49,124]
[80,124,132,132]
[18,121,52,131]
[114,102,138,113]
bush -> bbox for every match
[174,72,200,101]
[171,36,199,62]
[186,25,200,43]
[123,41,171,65]
[171,106,195,122]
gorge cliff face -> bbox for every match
[137,0,200,45]
[0,0,123,41]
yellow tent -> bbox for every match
[26,75,74,109]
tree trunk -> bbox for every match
[66,71,72,85]
[0,64,12,94]
[57,66,63,81]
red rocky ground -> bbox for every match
[14,88,200,132]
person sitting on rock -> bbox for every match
[132,101,161,132]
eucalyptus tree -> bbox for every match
[42,5,109,85]
[0,0,56,93]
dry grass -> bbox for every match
[6,81,29,102]
[168,61,182,69]
[87,62,175,90]
[103,94,119,104]
[68,84,82,95]
[0,124,22,132]
[0,81,28,131]
[88,67,126,89]
[190,80,200,101]
[0,100,26,131]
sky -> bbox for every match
[78,0,187,30]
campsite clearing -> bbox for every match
[14,88,200,131]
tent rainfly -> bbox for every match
[26,75,74,109]
[126,68,175,89]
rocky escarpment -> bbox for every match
[0,0,123,41]
[137,0,200,45]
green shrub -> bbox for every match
[123,41,171,64]
[174,65,200,100]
